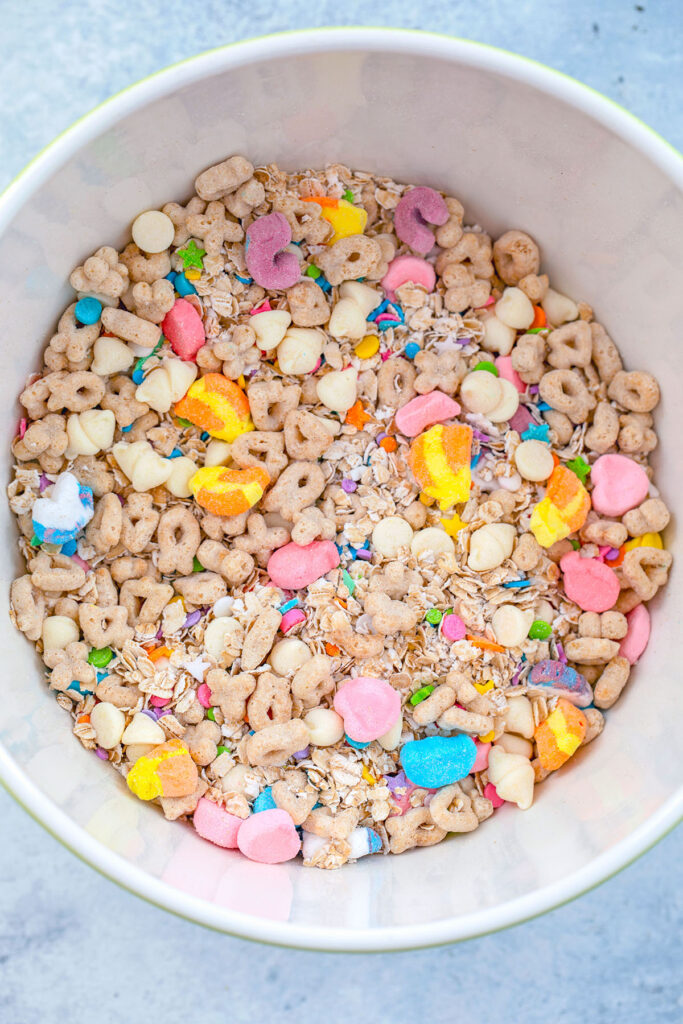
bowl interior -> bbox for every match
[0,32,681,950]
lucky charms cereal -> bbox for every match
[8,156,671,871]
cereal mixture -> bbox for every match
[8,156,672,869]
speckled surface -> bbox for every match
[1,3,682,1021]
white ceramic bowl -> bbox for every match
[1,29,681,952]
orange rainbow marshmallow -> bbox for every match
[407,423,472,510]
[534,698,587,771]
[529,464,591,548]
[189,465,270,517]
[173,372,253,442]
[301,196,367,242]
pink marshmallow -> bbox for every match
[237,809,301,864]
[381,254,436,300]
[590,454,650,517]
[472,741,491,773]
[484,782,504,808]
[495,355,526,393]
[193,797,242,848]
[162,299,205,361]
[393,187,449,255]
[267,540,340,590]
[619,603,651,665]
[394,390,461,437]
[150,695,170,707]
[280,608,306,633]
[560,551,620,613]
[245,212,300,290]
[197,683,212,708]
[441,612,467,642]
[334,676,401,742]
[508,404,534,434]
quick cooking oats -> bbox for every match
[8,156,672,868]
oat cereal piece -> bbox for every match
[246,719,310,767]
[286,280,331,326]
[492,230,540,285]
[231,430,288,480]
[194,155,254,201]
[101,307,161,350]
[69,246,129,300]
[45,304,101,372]
[608,370,660,413]
[78,603,134,648]
[262,461,326,520]
[241,606,282,671]
[386,807,447,854]
[248,380,301,431]
[315,235,382,286]
[120,577,173,625]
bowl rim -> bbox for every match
[1,26,681,952]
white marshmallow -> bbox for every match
[251,310,292,351]
[495,287,535,330]
[90,702,126,749]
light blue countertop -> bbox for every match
[1,3,681,1022]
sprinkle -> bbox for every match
[379,436,397,453]
[325,643,340,656]
[410,684,435,705]
[342,569,356,595]
[87,647,114,668]
[121,424,133,433]
[556,642,568,664]
[502,579,532,589]
[528,619,552,640]
[184,609,202,629]
[455,336,472,346]
[293,747,310,761]
[467,635,506,653]
[206,708,217,722]
[341,478,357,493]
[30,535,41,547]
[424,608,443,626]
[18,418,27,439]
[279,598,300,613]
[192,556,204,572]
[343,189,355,202]
[440,514,466,537]
[234,274,253,284]
[167,447,183,459]
[39,474,52,493]
[216,745,230,757]
[95,748,109,760]
[354,548,372,560]
[361,765,377,785]
[60,539,77,556]
[473,679,495,694]
[404,342,420,359]
[346,735,370,749]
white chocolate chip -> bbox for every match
[277,328,324,375]
[542,287,579,325]
[503,695,535,738]
[90,701,126,749]
[468,523,516,571]
[495,287,535,330]
[487,746,534,809]
[42,615,79,651]
[121,712,166,746]
[487,377,520,422]
[112,441,173,491]
[514,439,554,481]
[410,527,455,559]
[316,367,358,412]
[372,516,414,558]
[131,210,175,254]
[269,638,311,676]
[90,336,134,376]
[204,440,232,466]
[491,604,533,647]
[65,409,116,458]
[165,456,197,498]
[377,715,403,750]
[304,707,345,746]
[495,733,534,758]
[204,617,242,661]
[482,314,516,355]
[251,310,292,351]
[460,371,501,415]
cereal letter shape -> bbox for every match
[559,550,620,613]
[395,391,461,437]
[127,738,198,800]
[161,299,206,361]
[32,471,94,544]
[400,735,477,789]
[528,659,593,708]
[529,464,591,548]
[189,465,270,516]
[381,254,436,300]
[590,453,650,517]
[174,372,253,442]
[394,187,449,255]
[245,212,300,290]
[534,698,587,771]
[267,540,340,590]
[333,676,401,742]
[408,423,472,509]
